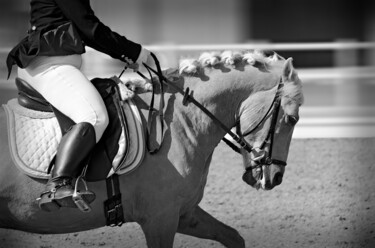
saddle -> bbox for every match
[4,77,146,182]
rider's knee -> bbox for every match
[95,111,109,142]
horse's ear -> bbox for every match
[282,57,296,81]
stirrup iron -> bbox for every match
[73,166,92,212]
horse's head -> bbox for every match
[238,57,304,190]
[177,50,303,190]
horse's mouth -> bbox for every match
[253,181,261,190]
[242,167,262,189]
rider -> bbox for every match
[6,0,151,212]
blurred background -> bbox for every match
[0,0,374,138]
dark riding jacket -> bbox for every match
[6,0,141,78]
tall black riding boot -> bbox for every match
[38,122,97,212]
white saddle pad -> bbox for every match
[3,98,145,179]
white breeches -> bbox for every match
[17,55,109,142]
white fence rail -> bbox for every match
[134,41,375,138]
[1,41,375,54]
[144,41,375,52]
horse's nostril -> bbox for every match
[274,172,283,186]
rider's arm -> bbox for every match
[54,0,141,65]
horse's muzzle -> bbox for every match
[242,162,285,190]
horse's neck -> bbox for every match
[139,66,280,177]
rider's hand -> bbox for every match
[128,47,151,72]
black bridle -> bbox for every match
[224,80,287,170]
[133,53,287,169]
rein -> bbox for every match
[136,53,285,169]
[139,53,254,154]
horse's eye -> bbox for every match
[286,115,299,125]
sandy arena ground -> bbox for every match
[0,138,374,248]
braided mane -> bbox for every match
[179,50,283,75]
[122,50,303,106]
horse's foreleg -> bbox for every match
[177,206,245,248]
[140,212,179,248]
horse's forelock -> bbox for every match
[280,80,304,107]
